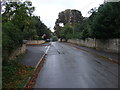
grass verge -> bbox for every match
[2,54,34,88]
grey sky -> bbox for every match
[31,0,104,32]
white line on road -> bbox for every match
[25,45,51,88]
[45,46,48,48]
[35,46,50,69]
[45,46,50,54]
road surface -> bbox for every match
[34,42,118,88]
[21,43,50,67]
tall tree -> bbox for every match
[90,2,120,39]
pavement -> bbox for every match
[64,42,119,64]
[34,42,118,88]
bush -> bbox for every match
[2,55,34,88]
[3,22,23,59]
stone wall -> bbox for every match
[9,40,45,60]
[9,44,26,60]
[26,40,45,45]
[68,38,120,53]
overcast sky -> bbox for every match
[31,0,104,32]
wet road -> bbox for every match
[21,44,50,67]
[34,42,118,88]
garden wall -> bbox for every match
[68,38,120,53]
[26,40,45,45]
[9,44,26,60]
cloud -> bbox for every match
[31,0,104,32]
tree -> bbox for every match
[60,24,73,41]
[2,1,51,60]
[90,2,120,39]
[54,9,83,38]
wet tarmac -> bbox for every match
[34,42,118,88]
[21,45,49,67]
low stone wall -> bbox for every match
[26,40,45,45]
[9,44,26,60]
[68,38,120,53]
[9,40,45,60]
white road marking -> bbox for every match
[35,46,50,69]
[45,46,50,54]
[45,46,48,48]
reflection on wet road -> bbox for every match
[34,42,118,88]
